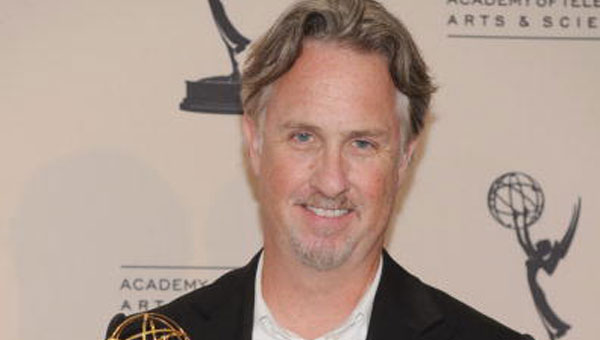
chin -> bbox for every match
[288,228,357,271]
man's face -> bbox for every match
[243,40,413,270]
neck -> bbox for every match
[260,246,381,340]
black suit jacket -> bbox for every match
[106,251,533,340]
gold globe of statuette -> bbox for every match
[107,313,190,340]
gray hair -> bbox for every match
[241,0,435,144]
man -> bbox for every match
[106,1,533,339]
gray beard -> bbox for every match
[288,229,356,271]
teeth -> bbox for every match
[306,206,350,218]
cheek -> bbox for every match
[348,160,399,204]
[259,147,314,200]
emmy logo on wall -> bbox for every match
[487,172,581,340]
[180,0,250,114]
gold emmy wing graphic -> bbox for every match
[107,313,191,340]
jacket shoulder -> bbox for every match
[425,285,533,340]
[377,251,532,340]
[156,263,254,318]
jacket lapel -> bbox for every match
[187,252,259,340]
[366,251,451,340]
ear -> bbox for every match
[242,114,261,176]
[397,138,418,179]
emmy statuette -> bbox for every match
[107,313,191,340]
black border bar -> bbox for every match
[448,34,600,41]
[121,265,237,270]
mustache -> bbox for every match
[296,193,356,210]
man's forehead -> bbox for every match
[265,41,398,117]
[278,40,393,90]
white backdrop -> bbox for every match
[2,1,598,339]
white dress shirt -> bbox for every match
[252,254,383,340]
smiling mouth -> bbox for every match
[304,205,353,218]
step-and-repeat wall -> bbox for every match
[2,1,598,339]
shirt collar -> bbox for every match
[253,253,383,340]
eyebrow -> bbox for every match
[280,121,322,134]
[347,129,389,140]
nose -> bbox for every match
[309,147,349,198]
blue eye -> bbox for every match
[293,132,312,143]
[353,139,374,149]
